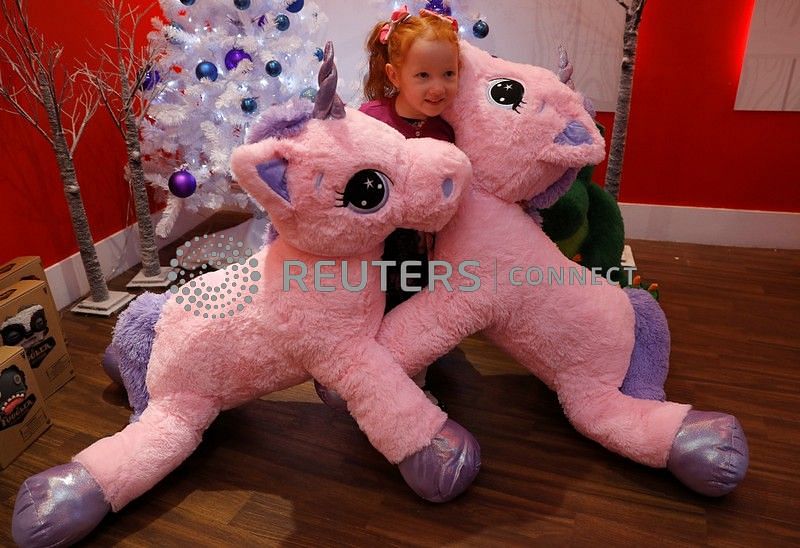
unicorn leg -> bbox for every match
[12,394,218,547]
[558,384,748,495]
[620,287,669,401]
[75,394,218,510]
[13,462,110,548]
[668,410,749,496]
[310,340,480,502]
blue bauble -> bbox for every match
[265,60,282,77]
[168,170,197,198]
[180,0,196,5]
[167,21,184,45]
[233,0,250,9]
[141,69,160,91]
[299,86,317,102]
[224,48,252,70]
[275,14,290,31]
[472,20,489,39]
[314,47,323,61]
[286,0,304,13]
[241,97,258,113]
[425,0,452,16]
[195,61,218,81]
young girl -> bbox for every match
[360,6,460,403]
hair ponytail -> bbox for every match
[363,21,392,101]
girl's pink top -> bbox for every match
[359,97,455,143]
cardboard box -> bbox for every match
[0,256,48,291]
[0,345,51,469]
[0,280,74,397]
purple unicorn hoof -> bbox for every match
[667,410,749,496]
[101,344,123,385]
[13,461,111,547]
[398,418,481,503]
[313,380,348,413]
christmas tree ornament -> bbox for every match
[224,48,252,70]
[299,86,316,101]
[233,0,251,10]
[241,97,258,113]
[167,21,185,45]
[141,69,161,90]
[286,0,304,13]
[472,19,489,39]
[265,59,282,76]
[275,14,290,31]
[139,0,345,239]
[195,61,219,81]
[314,47,323,61]
[168,169,197,198]
[424,0,452,16]
[180,0,196,5]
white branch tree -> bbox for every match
[0,0,109,302]
[604,0,647,200]
[83,0,166,280]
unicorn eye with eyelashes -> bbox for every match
[335,169,391,214]
[487,78,526,113]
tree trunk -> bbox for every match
[121,74,160,277]
[38,73,110,302]
[603,0,646,200]
[126,120,161,276]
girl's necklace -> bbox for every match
[401,116,427,137]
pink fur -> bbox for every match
[377,42,690,468]
[74,103,472,511]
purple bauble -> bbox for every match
[141,69,160,91]
[168,170,197,198]
[425,0,452,16]
[224,48,252,71]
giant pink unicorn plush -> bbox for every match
[375,41,749,496]
[11,44,480,548]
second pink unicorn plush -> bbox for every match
[376,41,749,497]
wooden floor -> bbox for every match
[2,214,799,547]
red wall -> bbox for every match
[593,0,800,211]
[1,0,798,270]
[0,0,156,268]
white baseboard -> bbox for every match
[619,203,800,250]
[45,209,215,311]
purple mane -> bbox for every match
[246,99,313,144]
[245,40,344,145]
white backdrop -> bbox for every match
[318,0,625,110]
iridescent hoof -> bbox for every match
[13,461,110,547]
[101,344,123,385]
[667,410,749,496]
[398,418,481,502]
[313,379,348,413]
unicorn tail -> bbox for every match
[109,291,170,421]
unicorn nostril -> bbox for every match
[441,178,454,198]
[554,121,593,146]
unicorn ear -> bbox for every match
[256,159,290,203]
[230,139,295,221]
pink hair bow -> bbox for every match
[419,8,459,32]
[379,5,411,44]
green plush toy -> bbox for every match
[541,123,626,281]
[540,122,659,299]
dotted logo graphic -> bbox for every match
[167,233,261,320]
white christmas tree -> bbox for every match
[140,0,328,239]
